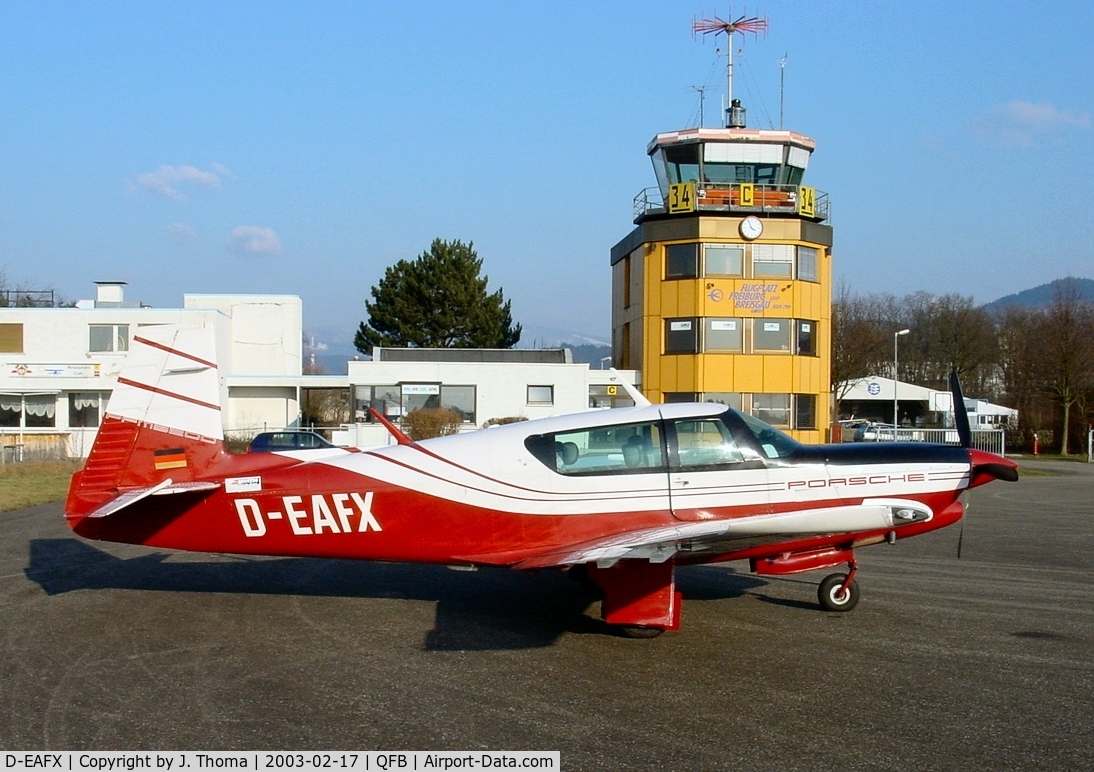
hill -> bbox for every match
[983,277,1094,313]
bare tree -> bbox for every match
[830,282,892,411]
[995,305,1041,442]
[899,293,997,393]
[1034,278,1094,454]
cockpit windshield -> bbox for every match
[735,411,800,459]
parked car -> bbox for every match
[853,422,898,442]
[247,430,335,453]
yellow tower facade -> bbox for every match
[611,127,833,443]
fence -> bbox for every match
[0,431,72,462]
[856,428,1006,456]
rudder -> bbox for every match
[65,326,226,520]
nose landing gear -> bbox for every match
[818,560,860,612]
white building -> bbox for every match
[839,376,1017,429]
[0,282,637,457]
[335,348,639,447]
[0,282,302,459]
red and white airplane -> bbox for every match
[65,327,1018,637]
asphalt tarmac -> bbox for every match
[1,460,1091,770]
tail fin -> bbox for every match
[66,326,226,519]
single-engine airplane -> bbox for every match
[66,327,1018,637]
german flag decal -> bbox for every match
[154,447,188,470]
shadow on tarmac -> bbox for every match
[25,538,768,651]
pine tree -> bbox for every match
[354,239,521,355]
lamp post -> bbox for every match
[600,356,612,370]
[893,329,910,433]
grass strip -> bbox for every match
[0,460,83,513]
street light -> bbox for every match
[894,328,910,433]
[600,356,612,370]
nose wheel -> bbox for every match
[818,562,860,612]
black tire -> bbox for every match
[618,625,664,639]
[818,573,860,612]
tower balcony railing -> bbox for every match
[633,183,830,223]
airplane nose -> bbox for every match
[967,448,1019,487]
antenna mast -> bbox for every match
[779,54,786,128]
[692,12,768,128]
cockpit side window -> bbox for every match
[524,421,666,475]
[671,418,746,469]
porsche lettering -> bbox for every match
[234,492,381,537]
[786,473,927,490]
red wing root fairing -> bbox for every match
[66,327,1018,637]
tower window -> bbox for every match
[704,244,744,277]
[665,243,699,279]
[705,318,743,352]
[752,245,794,277]
[797,321,816,356]
[754,319,791,351]
[665,318,699,354]
[797,246,819,282]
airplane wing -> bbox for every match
[506,500,929,570]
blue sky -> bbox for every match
[1,1,1091,347]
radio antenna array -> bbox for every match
[692,12,768,127]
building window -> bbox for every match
[301,387,350,427]
[665,318,699,354]
[754,319,791,351]
[524,421,665,476]
[702,392,743,411]
[625,256,634,308]
[797,320,816,356]
[527,385,554,406]
[705,318,743,352]
[795,394,817,430]
[441,385,476,423]
[663,392,699,403]
[357,385,403,421]
[752,393,791,427]
[704,244,744,277]
[69,392,106,427]
[752,244,794,277]
[589,384,634,410]
[0,324,23,353]
[89,324,129,353]
[665,243,699,279]
[0,394,56,428]
[797,246,819,282]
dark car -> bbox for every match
[246,430,335,453]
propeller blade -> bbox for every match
[949,369,972,449]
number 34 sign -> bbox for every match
[668,182,696,213]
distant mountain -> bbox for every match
[566,344,613,367]
[983,277,1094,313]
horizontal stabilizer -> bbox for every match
[89,479,219,518]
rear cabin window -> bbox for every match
[525,421,665,475]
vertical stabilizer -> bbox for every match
[66,326,226,519]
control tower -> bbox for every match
[610,22,832,442]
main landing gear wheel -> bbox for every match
[818,573,860,612]
[618,625,664,639]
